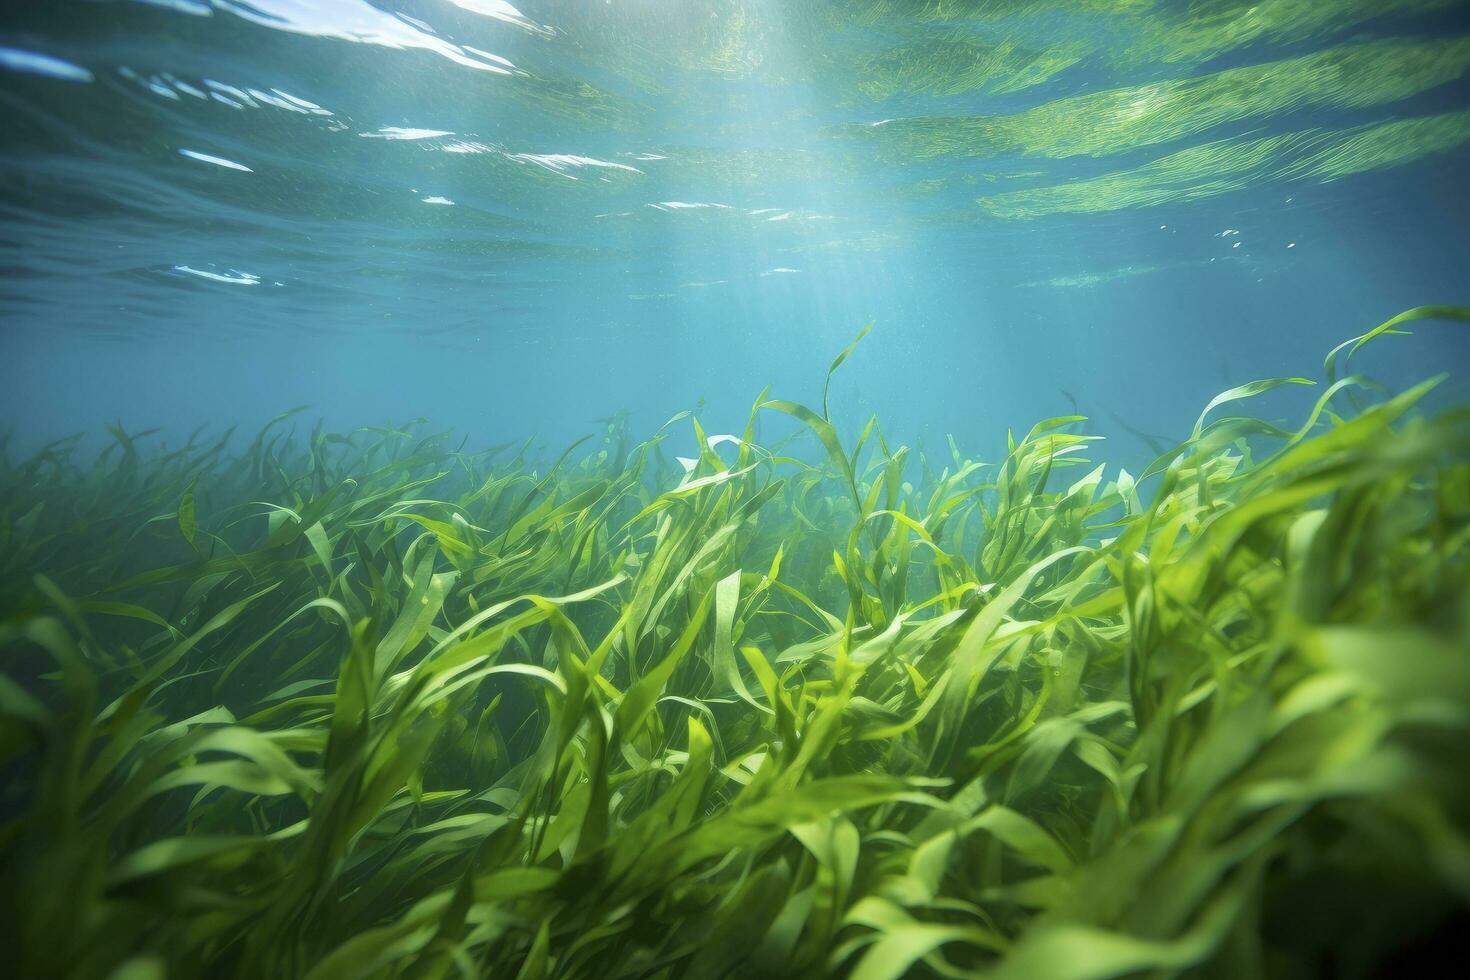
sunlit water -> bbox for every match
[2,0,1469,455]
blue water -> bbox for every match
[3,0,1469,460]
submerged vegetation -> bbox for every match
[851,35,1470,163]
[2,308,1469,979]
[975,109,1470,219]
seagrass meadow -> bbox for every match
[5,1,1470,976]
[2,307,1468,979]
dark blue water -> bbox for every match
[3,0,1469,460]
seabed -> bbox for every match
[2,308,1468,978]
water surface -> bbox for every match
[2,0,1469,450]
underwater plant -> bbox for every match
[1,307,1468,979]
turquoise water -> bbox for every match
[2,0,1469,451]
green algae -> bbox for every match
[853,34,1088,101]
[2,308,1469,977]
[977,108,1470,218]
[834,0,1454,68]
[495,5,1470,230]
[1125,0,1462,66]
[850,35,1470,162]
